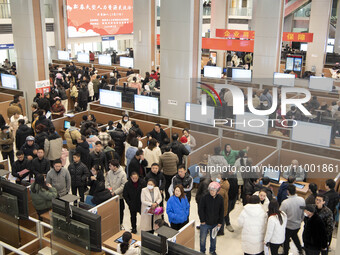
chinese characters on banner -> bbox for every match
[66,0,133,37]
[282,32,313,42]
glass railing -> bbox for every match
[229,7,252,17]
[203,6,211,16]
[0,3,10,19]
[293,2,311,17]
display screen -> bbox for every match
[300,43,308,51]
[120,57,133,68]
[273,72,295,87]
[77,53,89,63]
[327,45,334,53]
[235,112,269,135]
[285,57,294,71]
[134,95,159,115]
[99,89,122,108]
[58,50,69,60]
[328,38,335,45]
[309,76,333,92]
[1,73,18,89]
[232,69,252,83]
[203,66,222,78]
[291,121,332,147]
[293,57,302,72]
[263,167,280,182]
[185,103,215,126]
[64,121,71,129]
[66,0,133,37]
[98,54,112,65]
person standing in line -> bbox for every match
[0,126,14,167]
[64,120,81,163]
[44,127,63,165]
[89,141,107,172]
[168,165,193,203]
[324,179,339,219]
[225,170,238,232]
[16,119,33,150]
[46,159,71,197]
[68,153,90,202]
[166,184,190,231]
[123,171,146,234]
[75,136,90,168]
[144,138,161,174]
[199,182,224,255]
[12,150,31,184]
[238,195,267,255]
[280,184,305,255]
[77,83,89,111]
[302,204,328,255]
[105,159,127,229]
[31,148,50,177]
[195,170,211,229]
[264,200,287,255]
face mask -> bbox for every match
[216,178,221,183]
[147,185,154,190]
[304,212,308,217]
[5,130,9,133]
[263,103,268,107]
[123,119,128,123]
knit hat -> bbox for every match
[208,182,221,191]
[180,136,188,144]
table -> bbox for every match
[103,230,141,251]
[269,177,310,199]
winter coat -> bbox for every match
[12,159,31,179]
[195,177,212,204]
[91,182,112,205]
[30,184,58,211]
[238,204,267,254]
[159,152,179,176]
[0,131,14,152]
[264,212,287,245]
[280,194,305,230]
[140,187,162,231]
[35,116,54,132]
[35,131,48,149]
[253,191,270,212]
[105,166,127,199]
[128,157,148,177]
[147,128,169,146]
[15,124,33,149]
[143,147,161,168]
[324,189,339,217]
[68,161,90,187]
[145,170,166,191]
[44,133,63,161]
[109,128,126,156]
[46,167,71,197]
[169,172,193,197]
[87,171,105,196]
[315,205,334,239]
[303,213,328,251]
[277,181,290,205]
[218,180,230,216]
[198,193,224,225]
[89,150,107,172]
[76,141,90,168]
[64,127,81,150]
[123,178,146,213]
[170,140,189,165]
[20,142,39,158]
[78,87,89,103]
[31,157,50,177]
[103,146,120,167]
[166,195,190,224]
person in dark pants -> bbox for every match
[199,182,224,255]
[31,148,50,177]
[12,150,31,184]
[123,171,146,234]
[302,204,328,255]
[324,179,339,219]
[68,153,90,202]
[0,126,14,167]
[225,171,238,232]
[77,83,89,111]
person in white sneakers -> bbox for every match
[264,199,287,255]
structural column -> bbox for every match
[210,0,229,67]
[10,0,49,118]
[160,0,202,120]
[252,0,284,84]
[51,0,68,59]
[305,0,332,75]
[133,0,156,75]
[335,0,340,54]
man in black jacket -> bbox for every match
[110,123,126,160]
[170,133,189,166]
[123,171,146,234]
[169,165,193,202]
[147,124,168,147]
[104,140,120,170]
[16,119,33,150]
[37,93,51,113]
[302,204,328,254]
[145,163,166,192]
[324,179,339,219]
[20,136,39,160]
[12,150,31,184]
[68,153,90,202]
[89,141,107,172]
[128,149,148,177]
[31,148,50,177]
[34,110,54,132]
[76,136,90,168]
[199,181,224,255]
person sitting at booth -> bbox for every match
[282,160,305,182]
[31,174,58,220]
[128,77,142,95]
[277,176,296,205]
[51,97,66,119]
[117,231,140,255]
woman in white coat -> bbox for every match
[253,189,270,213]
[264,199,287,255]
[140,179,162,233]
[238,195,267,255]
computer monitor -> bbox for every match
[141,231,162,253]
[327,45,334,53]
[77,53,90,63]
[309,76,333,92]
[203,66,222,78]
[58,50,69,61]
[99,89,122,108]
[232,69,252,83]
[52,199,102,252]
[120,57,134,68]
[300,43,308,51]
[273,72,295,87]
[263,167,280,183]
[0,180,29,219]
[98,54,112,66]
[134,95,159,115]
[328,38,335,45]
[185,103,215,126]
[0,73,18,89]
[64,120,71,130]
[168,241,202,255]
[291,121,332,147]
